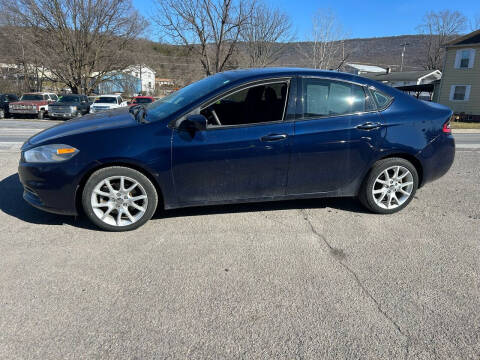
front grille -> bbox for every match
[51,106,71,112]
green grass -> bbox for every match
[450,121,480,129]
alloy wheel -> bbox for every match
[90,176,148,227]
[371,165,414,210]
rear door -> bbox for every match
[171,79,296,205]
[287,77,384,195]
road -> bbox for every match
[1,118,479,152]
[0,118,479,359]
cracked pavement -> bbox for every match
[0,149,479,359]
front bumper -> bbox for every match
[18,160,81,216]
[50,111,76,119]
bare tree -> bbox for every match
[240,3,293,67]
[470,13,480,31]
[308,9,348,70]
[0,0,146,94]
[154,0,254,76]
[416,10,467,70]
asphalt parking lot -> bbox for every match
[0,119,479,359]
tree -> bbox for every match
[309,9,348,70]
[0,0,146,94]
[240,3,293,67]
[416,10,467,70]
[154,0,254,76]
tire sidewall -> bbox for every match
[82,166,158,231]
[362,158,419,214]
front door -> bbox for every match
[172,80,295,205]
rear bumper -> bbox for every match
[419,134,455,186]
[18,161,80,216]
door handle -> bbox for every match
[356,122,382,130]
[261,134,288,142]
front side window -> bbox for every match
[301,78,373,118]
[201,81,289,127]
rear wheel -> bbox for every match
[82,166,158,231]
[359,158,418,214]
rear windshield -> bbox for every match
[95,97,117,104]
[21,94,44,101]
[133,98,153,104]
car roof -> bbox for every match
[217,67,406,97]
[98,94,119,97]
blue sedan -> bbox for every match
[18,68,455,231]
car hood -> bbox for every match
[92,102,118,107]
[27,108,136,146]
[50,102,82,107]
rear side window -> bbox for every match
[302,78,373,118]
[370,89,393,109]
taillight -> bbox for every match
[442,117,452,134]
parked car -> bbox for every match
[48,94,91,120]
[9,92,58,119]
[18,68,455,231]
[128,96,155,107]
[90,95,127,113]
[0,93,19,119]
[88,96,98,103]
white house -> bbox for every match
[123,65,156,95]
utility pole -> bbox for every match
[400,43,410,72]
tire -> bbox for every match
[38,110,45,119]
[82,166,158,231]
[359,157,418,214]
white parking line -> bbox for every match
[0,142,23,152]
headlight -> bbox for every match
[70,106,77,111]
[24,144,79,163]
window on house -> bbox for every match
[200,82,289,127]
[455,49,475,69]
[450,85,471,101]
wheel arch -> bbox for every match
[75,161,165,214]
[376,153,424,187]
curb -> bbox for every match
[452,129,480,134]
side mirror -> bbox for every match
[180,114,207,132]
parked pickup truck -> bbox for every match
[9,92,58,119]
[90,95,127,113]
[0,93,19,119]
[48,94,91,120]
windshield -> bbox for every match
[58,95,80,102]
[21,94,44,101]
[95,97,117,104]
[147,73,232,122]
[133,98,153,104]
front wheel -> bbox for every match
[359,158,418,214]
[82,166,158,231]
[38,110,45,119]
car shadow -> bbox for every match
[0,172,370,229]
